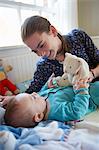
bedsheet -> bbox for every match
[0,120,71,150]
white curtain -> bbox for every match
[65,0,78,32]
[52,0,78,34]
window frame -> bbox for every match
[0,0,55,48]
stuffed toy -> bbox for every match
[52,53,90,87]
[0,59,20,96]
[0,121,63,150]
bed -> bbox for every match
[0,81,99,150]
[0,106,99,150]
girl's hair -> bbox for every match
[21,15,70,52]
[21,15,51,42]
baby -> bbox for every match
[3,79,99,128]
[4,92,47,127]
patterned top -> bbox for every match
[26,29,99,93]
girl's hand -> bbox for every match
[0,95,15,108]
[73,79,89,90]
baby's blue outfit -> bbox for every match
[39,81,99,122]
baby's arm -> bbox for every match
[63,79,90,121]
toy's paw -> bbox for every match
[56,74,71,87]
[14,89,20,94]
[0,131,9,144]
[5,91,13,96]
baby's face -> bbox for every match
[15,92,46,115]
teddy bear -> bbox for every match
[0,121,64,150]
[52,53,90,87]
[0,59,20,96]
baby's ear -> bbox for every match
[33,113,44,123]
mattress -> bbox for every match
[84,109,99,123]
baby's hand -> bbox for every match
[73,79,89,90]
[47,73,57,88]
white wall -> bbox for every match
[92,36,99,49]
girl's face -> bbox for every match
[24,26,62,60]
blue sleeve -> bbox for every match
[73,29,99,66]
[63,88,90,121]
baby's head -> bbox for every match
[4,93,46,127]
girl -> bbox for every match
[21,16,99,93]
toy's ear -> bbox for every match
[33,113,44,123]
[65,52,70,57]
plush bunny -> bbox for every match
[63,53,90,85]
[52,53,90,87]
[0,59,20,96]
[0,121,64,150]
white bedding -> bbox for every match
[85,109,99,123]
[69,109,99,150]
[0,107,99,150]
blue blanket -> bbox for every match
[0,120,71,150]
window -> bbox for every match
[0,0,56,47]
[0,0,70,47]
[0,7,21,46]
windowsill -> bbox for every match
[0,45,26,51]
